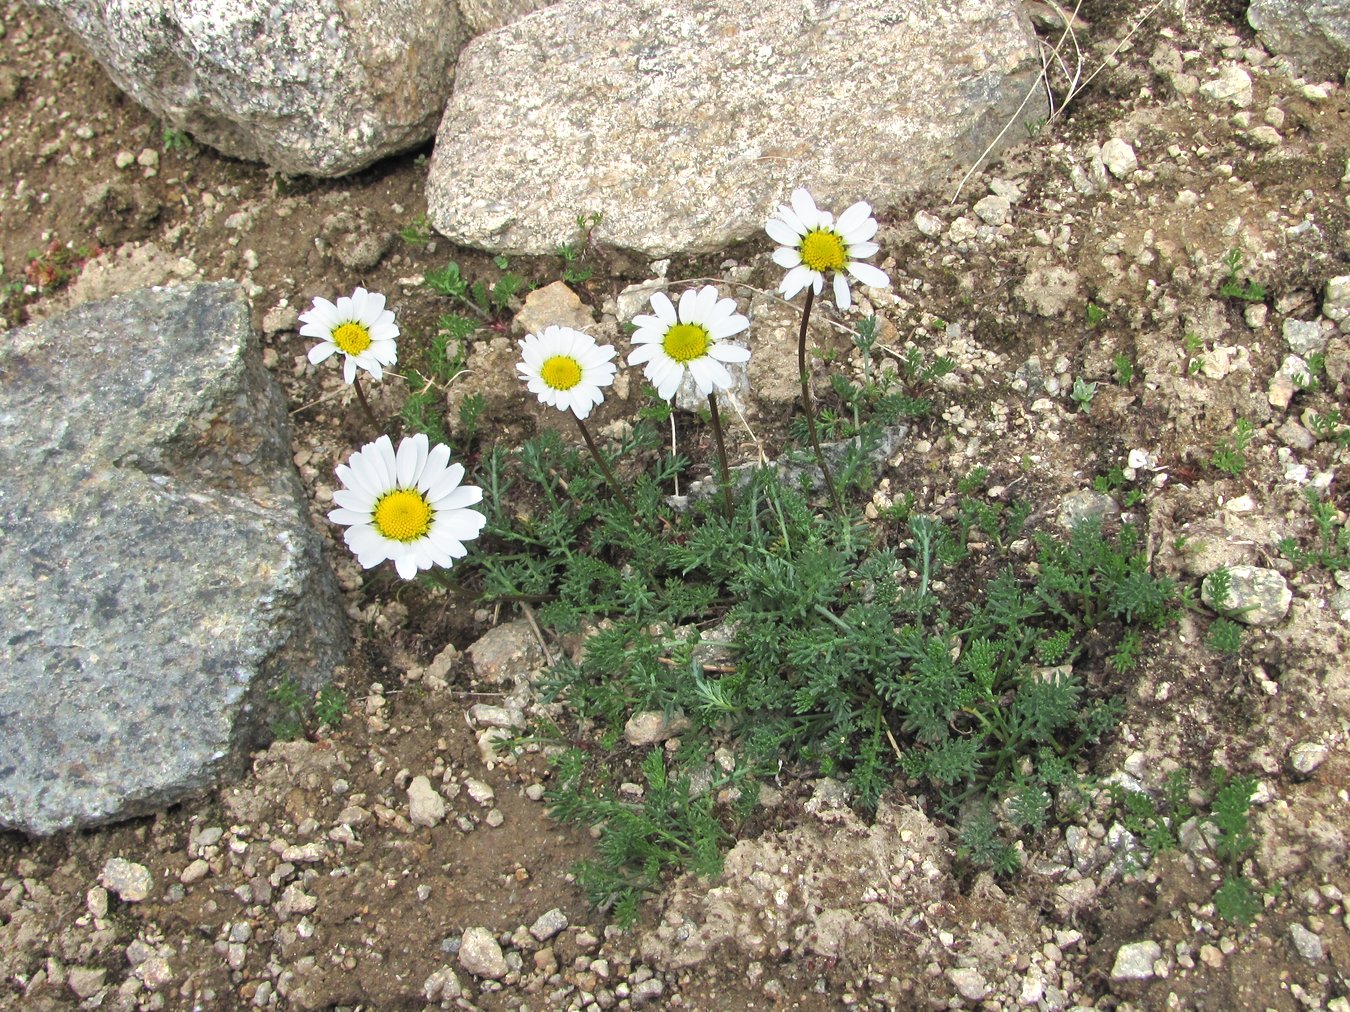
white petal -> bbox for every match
[393,554,421,580]
[342,356,358,384]
[780,265,817,301]
[774,204,808,236]
[708,341,751,363]
[847,241,879,259]
[677,287,700,322]
[766,218,803,247]
[848,261,891,289]
[628,343,658,366]
[709,314,749,339]
[790,188,821,229]
[431,485,483,511]
[650,291,677,324]
[308,342,335,365]
[833,272,852,311]
[835,201,873,235]
[425,462,466,502]
[394,434,423,487]
[772,246,802,269]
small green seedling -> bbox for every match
[1085,302,1107,327]
[1070,377,1098,413]
[1210,419,1255,477]
[1218,249,1267,303]
[1113,354,1134,385]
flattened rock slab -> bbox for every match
[0,283,346,835]
[428,0,1046,256]
[29,0,470,177]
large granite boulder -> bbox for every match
[27,0,472,177]
[0,283,347,835]
[1248,0,1350,81]
[427,0,1046,257]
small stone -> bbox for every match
[408,776,447,828]
[423,966,462,1002]
[485,808,505,827]
[1201,565,1292,626]
[624,710,691,746]
[458,926,508,980]
[1199,943,1224,968]
[67,966,107,999]
[946,966,989,1001]
[1200,65,1253,107]
[1057,490,1119,531]
[136,147,160,168]
[275,882,317,919]
[179,859,210,885]
[947,216,978,243]
[1289,923,1324,961]
[1111,940,1162,980]
[1246,125,1282,147]
[631,978,664,1007]
[514,280,592,336]
[1101,138,1138,178]
[914,210,944,237]
[100,858,153,902]
[530,907,569,942]
[136,956,173,989]
[973,195,1010,226]
[1323,276,1350,323]
[1289,741,1330,775]
[1283,318,1327,357]
[468,703,524,729]
[464,778,495,805]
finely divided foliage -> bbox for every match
[313,189,1191,921]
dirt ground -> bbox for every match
[2,0,1350,1009]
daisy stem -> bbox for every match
[706,393,734,522]
[573,413,644,531]
[796,287,844,514]
[352,375,380,430]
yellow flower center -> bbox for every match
[800,229,848,273]
[540,355,583,391]
[332,321,372,355]
[373,489,432,542]
[662,323,710,364]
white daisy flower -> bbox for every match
[301,287,399,384]
[516,325,617,420]
[627,287,751,402]
[328,433,486,581]
[766,188,890,311]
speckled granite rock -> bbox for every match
[26,0,468,176]
[1248,0,1350,82]
[0,283,346,835]
[427,0,1046,256]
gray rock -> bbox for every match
[947,966,989,1001]
[1283,318,1328,357]
[1057,490,1120,531]
[529,907,569,942]
[1100,138,1138,179]
[1111,940,1161,980]
[1199,65,1253,107]
[1289,741,1330,774]
[100,858,153,902]
[624,710,692,746]
[408,776,447,828]
[28,0,469,177]
[0,283,346,835]
[467,620,545,685]
[1289,922,1324,961]
[1249,0,1350,81]
[1323,275,1350,325]
[428,0,1046,256]
[459,926,509,979]
[973,195,1010,226]
[1201,565,1292,626]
